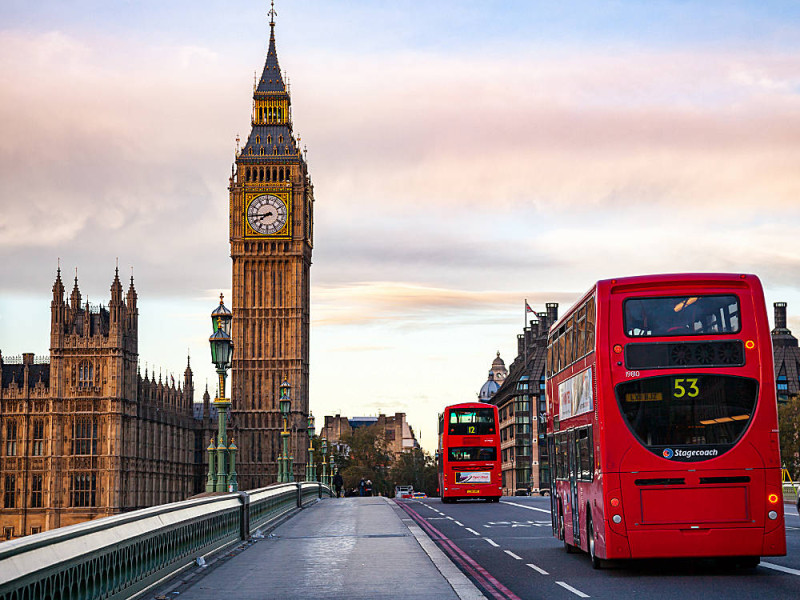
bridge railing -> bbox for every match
[0,481,333,600]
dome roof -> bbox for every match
[492,351,505,367]
[478,371,499,401]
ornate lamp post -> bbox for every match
[329,455,335,487]
[207,294,235,492]
[321,438,328,486]
[306,413,316,482]
[279,379,293,482]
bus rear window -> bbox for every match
[616,375,757,460]
[448,409,496,434]
[624,295,740,337]
[448,447,497,462]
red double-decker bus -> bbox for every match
[546,273,785,568]
[437,402,502,503]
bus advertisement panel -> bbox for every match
[546,273,785,569]
[437,402,502,503]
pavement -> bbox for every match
[160,496,485,600]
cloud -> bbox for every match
[312,282,576,327]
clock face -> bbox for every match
[247,194,288,235]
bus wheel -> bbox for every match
[588,514,604,569]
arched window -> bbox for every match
[259,147,265,156]
[278,135,283,143]
[267,135,272,144]
[32,420,44,456]
[256,135,260,144]
[78,361,93,389]
[279,168,284,181]
[259,168,264,182]
[72,417,97,455]
[245,167,251,181]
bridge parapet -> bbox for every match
[0,482,333,600]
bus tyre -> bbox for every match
[588,514,603,569]
[738,556,760,569]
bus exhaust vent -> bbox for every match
[625,341,744,370]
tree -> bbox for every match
[778,395,800,480]
[338,424,394,495]
[389,448,438,497]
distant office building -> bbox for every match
[489,303,559,495]
[320,413,420,458]
[0,269,212,540]
[772,302,800,402]
[478,352,508,401]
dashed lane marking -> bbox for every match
[447,516,454,520]
[526,563,549,575]
[454,520,464,526]
[484,538,500,547]
[556,581,590,598]
[762,562,800,576]
[466,528,480,536]
[500,501,552,515]
[504,550,523,560]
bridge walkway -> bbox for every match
[155,497,483,600]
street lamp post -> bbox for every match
[306,413,316,482]
[329,455,334,488]
[321,438,328,486]
[208,294,235,492]
[279,379,293,482]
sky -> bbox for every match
[1,1,800,452]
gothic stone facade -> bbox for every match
[229,17,314,489]
[0,270,207,540]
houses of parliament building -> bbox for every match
[0,7,314,537]
[0,269,215,539]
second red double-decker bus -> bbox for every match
[546,273,785,568]
[437,402,502,503]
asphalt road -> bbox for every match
[399,496,800,600]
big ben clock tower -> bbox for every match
[229,5,313,489]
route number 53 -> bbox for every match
[673,378,699,398]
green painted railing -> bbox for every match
[0,482,333,600]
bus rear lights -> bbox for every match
[768,493,779,504]
[745,340,755,349]
[610,497,620,508]
[768,511,778,520]
[613,344,623,354]
[612,515,622,524]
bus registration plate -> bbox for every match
[456,472,490,484]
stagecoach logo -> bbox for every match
[660,447,720,460]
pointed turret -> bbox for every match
[110,267,123,305]
[70,271,81,311]
[126,274,137,310]
[256,5,286,94]
[240,3,302,161]
[51,266,66,340]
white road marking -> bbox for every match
[526,563,549,575]
[504,550,523,560]
[454,520,464,526]
[501,501,552,514]
[484,538,499,547]
[556,581,590,598]
[762,562,800,576]
[446,516,454,520]
[466,528,481,536]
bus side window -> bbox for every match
[577,427,593,481]
[586,296,596,351]
[576,305,587,359]
[565,319,574,367]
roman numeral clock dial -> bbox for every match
[246,194,288,235]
